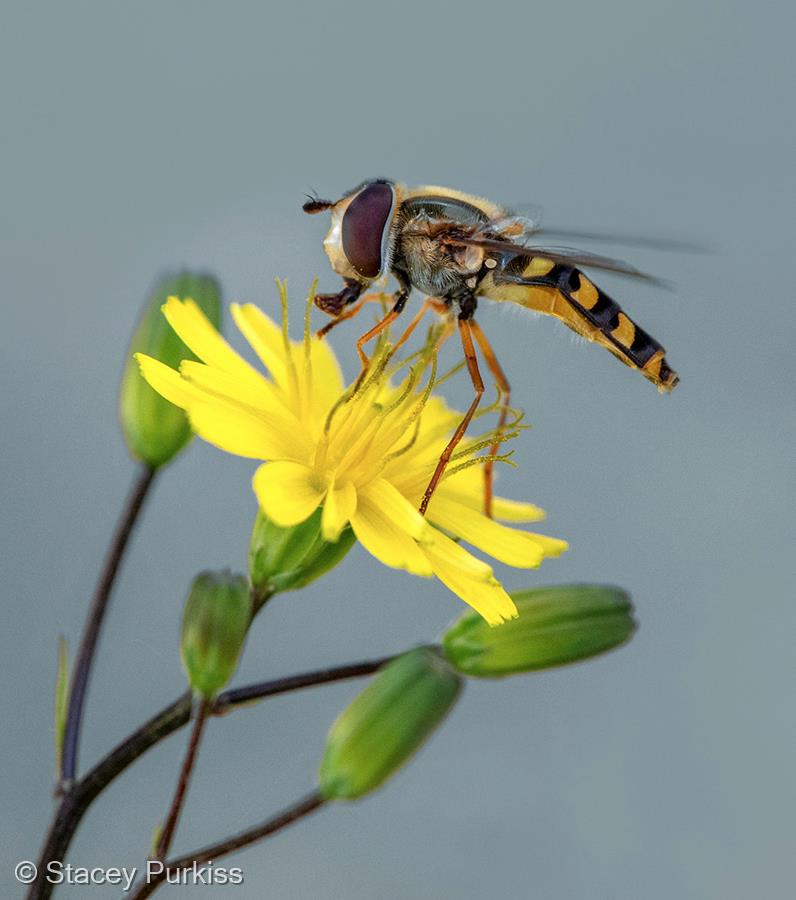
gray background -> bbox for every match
[2,1,794,897]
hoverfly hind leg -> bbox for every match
[468,320,511,519]
[419,312,485,516]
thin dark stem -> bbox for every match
[213,654,396,711]
[154,698,210,861]
[27,655,396,900]
[129,791,326,900]
[60,464,157,786]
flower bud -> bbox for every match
[180,571,252,698]
[442,584,636,678]
[120,272,222,468]
[248,507,356,601]
[319,647,462,801]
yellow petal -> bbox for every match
[253,462,327,526]
[491,497,547,523]
[321,480,357,541]
[439,469,547,522]
[350,490,434,577]
[231,303,289,386]
[179,360,278,411]
[361,479,430,542]
[187,398,301,460]
[306,334,345,412]
[427,497,558,568]
[163,297,263,385]
[421,531,518,626]
[135,354,205,409]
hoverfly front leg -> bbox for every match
[352,273,411,388]
[313,278,364,325]
[419,301,485,516]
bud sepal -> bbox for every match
[180,571,252,698]
[319,647,462,801]
[120,271,221,468]
[442,584,636,678]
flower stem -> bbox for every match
[154,698,210,861]
[129,791,326,900]
[213,654,396,711]
[27,655,395,900]
[60,464,157,787]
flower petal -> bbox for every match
[436,467,547,522]
[187,399,301,460]
[230,303,289,386]
[306,334,345,411]
[321,479,357,541]
[253,462,327,526]
[361,479,430,542]
[421,531,518,626]
[135,354,204,409]
[179,360,280,412]
[163,297,264,385]
[350,489,433,577]
[427,497,564,568]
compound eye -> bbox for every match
[342,182,395,278]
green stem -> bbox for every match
[60,464,157,786]
[27,655,396,900]
[128,791,326,900]
[154,698,210,861]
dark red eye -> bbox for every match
[342,182,395,278]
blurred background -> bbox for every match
[2,1,794,897]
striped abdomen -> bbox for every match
[481,258,679,392]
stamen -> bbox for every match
[442,452,517,481]
[276,278,301,408]
[451,429,521,462]
[303,278,318,396]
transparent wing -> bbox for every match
[446,234,670,286]
[510,203,707,252]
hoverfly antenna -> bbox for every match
[303,193,333,214]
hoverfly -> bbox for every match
[303,179,679,516]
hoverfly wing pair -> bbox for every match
[444,231,679,392]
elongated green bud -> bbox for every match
[248,507,356,601]
[319,647,462,801]
[120,272,221,467]
[442,584,636,677]
[180,571,252,698]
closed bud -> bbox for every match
[248,507,356,601]
[319,647,462,801]
[180,571,252,698]
[442,584,636,678]
[120,271,222,467]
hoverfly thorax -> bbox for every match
[313,179,398,284]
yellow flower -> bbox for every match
[136,285,567,625]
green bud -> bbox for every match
[180,571,252,698]
[248,507,356,601]
[319,647,462,801]
[442,584,636,678]
[119,271,222,468]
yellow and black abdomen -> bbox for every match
[480,257,679,392]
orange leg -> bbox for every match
[419,318,484,516]
[391,297,448,355]
[469,320,511,518]
[316,293,384,339]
